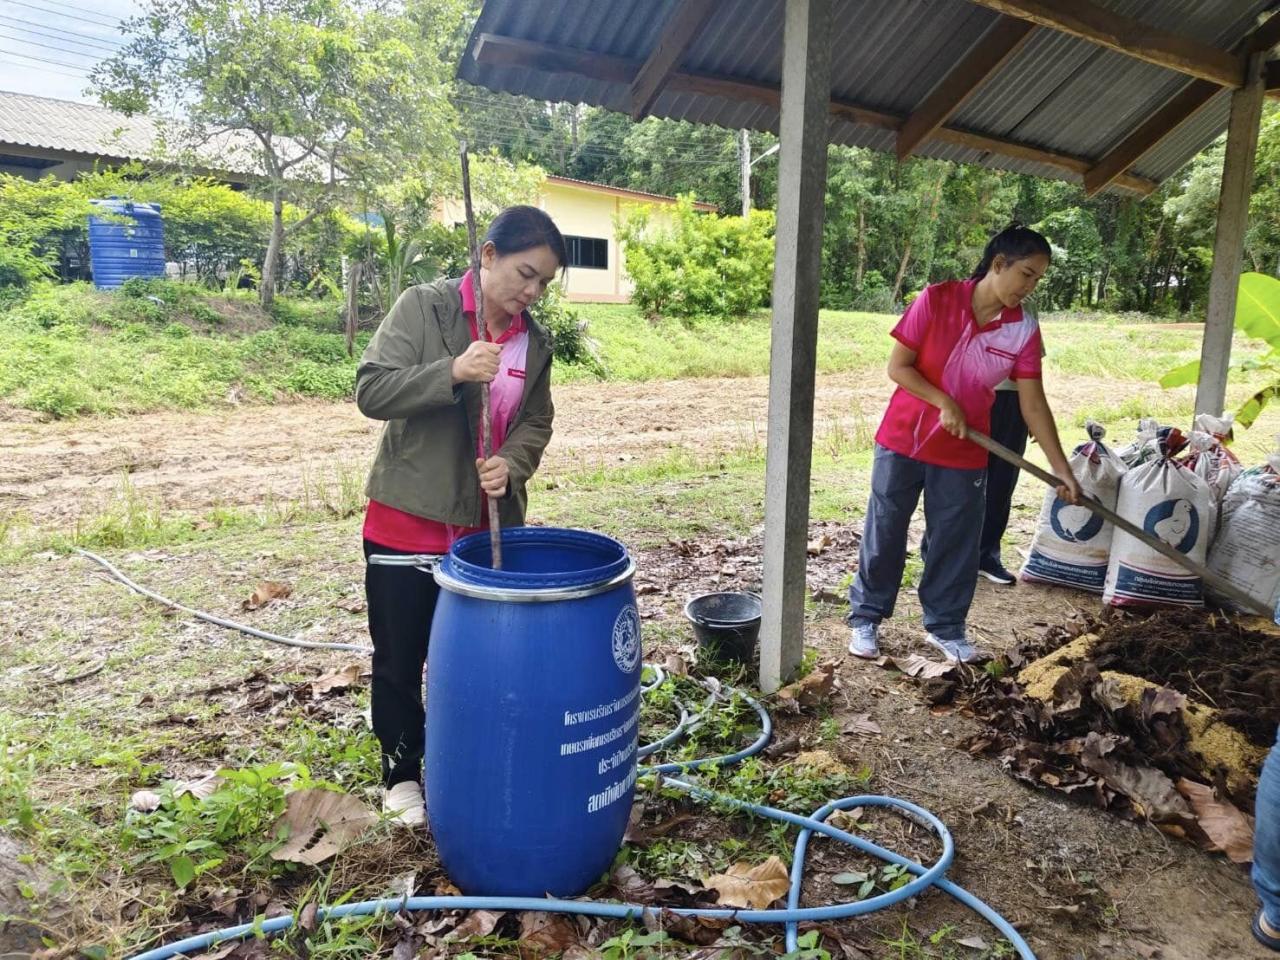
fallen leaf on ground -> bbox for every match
[652,877,711,901]
[610,864,656,904]
[663,653,688,676]
[826,807,863,831]
[243,581,291,610]
[764,734,801,758]
[1176,778,1255,863]
[270,788,377,865]
[776,661,836,711]
[623,801,647,844]
[705,855,791,909]
[649,908,727,945]
[298,902,318,933]
[840,713,882,736]
[517,911,581,956]
[878,654,954,679]
[956,935,990,950]
[452,909,504,938]
[129,789,161,812]
[174,772,223,801]
[310,663,365,696]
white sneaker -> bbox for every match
[383,781,426,828]
[924,633,989,664]
[848,621,880,659]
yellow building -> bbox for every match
[537,176,716,303]
[438,175,716,304]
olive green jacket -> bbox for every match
[355,276,554,528]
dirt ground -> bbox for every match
[2,376,1275,960]
[0,372,1164,531]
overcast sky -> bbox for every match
[0,0,140,103]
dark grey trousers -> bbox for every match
[980,390,1028,567]
[848,444,986,641]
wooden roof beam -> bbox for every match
[965,0,1245,88]
[629,0,719,120]
[1081,12,1280,196]
[470,32,1157,195]
[897,16,1036,160]
[1082,80,1220,196]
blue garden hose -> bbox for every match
[124,680,1037,960]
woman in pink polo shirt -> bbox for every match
[847,224,1081,664]
[355,206,567,826]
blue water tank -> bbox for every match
[426,527,642,896]
[88,199,166,290]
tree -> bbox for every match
[93,0,462,308]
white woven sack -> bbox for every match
[1021,422,1126,594]
[1103,434,1216,609]
[1207,442,1280,612]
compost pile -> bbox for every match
[956,609,1278,859]
[1088,609,1280,747]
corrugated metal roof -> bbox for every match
[458,0,1277,195]
[0,90,158,158]
[546,174,718,209]
[0,89,285,179]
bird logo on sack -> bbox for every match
[1144,499,1199,553]
[612,604,641,674]
[1050,499,1104,543]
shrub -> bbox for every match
[529,283,604,376]
[618,197,775,320]
[282,360,354,399]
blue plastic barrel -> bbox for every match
[426,527,642,896]
[88,199,166,290]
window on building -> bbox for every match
[565,235,608,270]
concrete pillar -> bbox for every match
[1195,53,1266,417]
[759,0,831,693]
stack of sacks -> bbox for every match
[1116,417,1162,467]
[1207,437,1280,613]
[1178,413,1241,506]
[1021,421,1126,593]
[1103,427,1216,609]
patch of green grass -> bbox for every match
[1,458,369,562]
[561,304,892,384]
[876,918,1017,959]
[8,287,1268,419]
[0,282,359,416]
[1043,317,1267,384]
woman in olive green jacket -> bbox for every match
[355,206,567,827]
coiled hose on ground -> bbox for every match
[79,550,1035,960]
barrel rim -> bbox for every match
[433,557,636,602]
[439,526,631,586]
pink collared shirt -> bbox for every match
[363,270,532,552]
[875,279,1042,470]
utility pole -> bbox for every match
[740,133,780,218]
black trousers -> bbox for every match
[364,538,440,788]
[980,390,1029,567]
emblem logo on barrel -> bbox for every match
[611,604,641,674]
